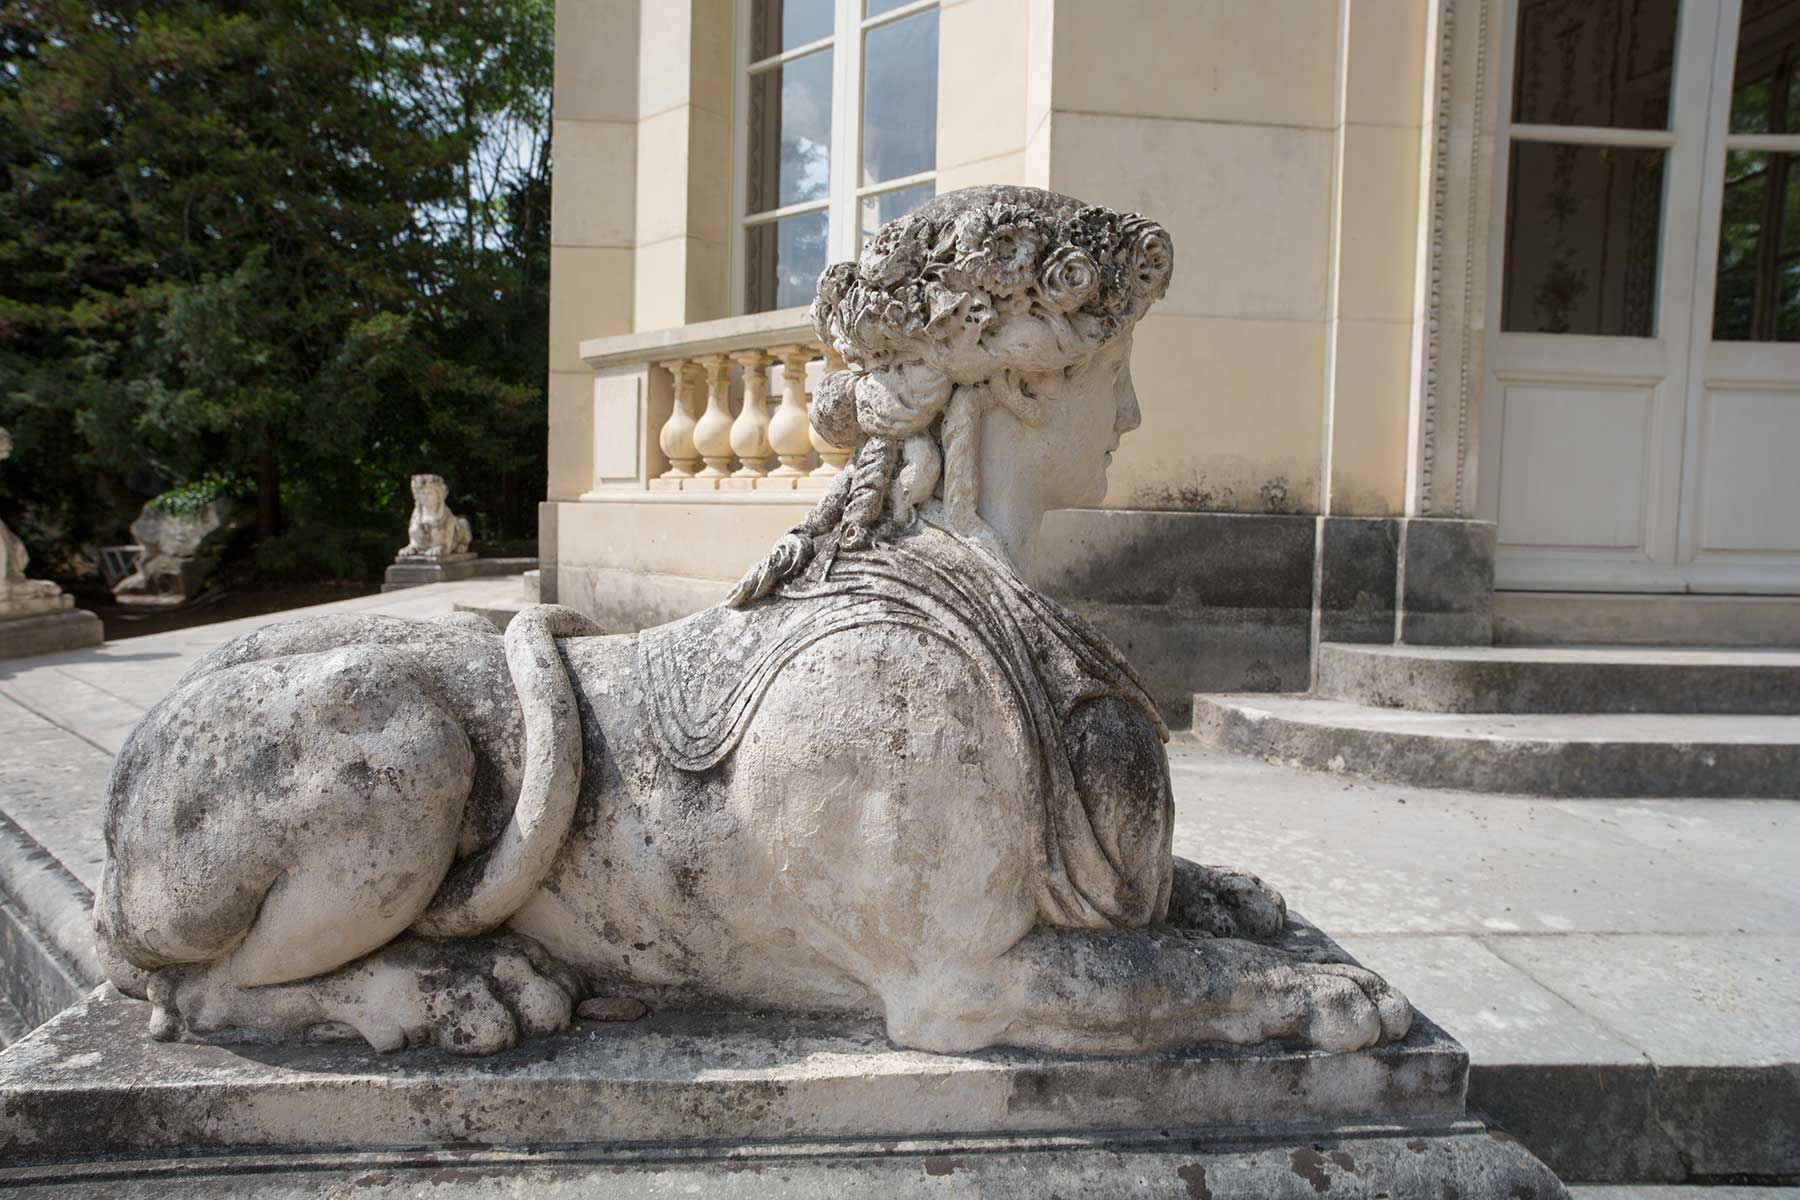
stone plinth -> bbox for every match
[381,554,537,592]
[0,603,101,660]
[0,988,1567,1198]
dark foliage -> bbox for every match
[0,0,552,579]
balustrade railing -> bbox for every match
[579,310,848,498]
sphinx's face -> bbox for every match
[1023,332,1141,510]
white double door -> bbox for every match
[1483,0,1800,593]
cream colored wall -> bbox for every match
[1326,0,1433,517]
[547,0,639,502]
[935,0,1033,192]
[634,0,734,331]
[1026,0,1431,518]
[546,0,1439,548]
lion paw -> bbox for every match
[1167,858,1289,942]
[1278,959,1413,1052]
[342,933,580,1055]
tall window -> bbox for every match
[738,0,940,313]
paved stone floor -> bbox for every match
[0,580,1795,1187]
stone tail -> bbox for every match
[411,604,603,938]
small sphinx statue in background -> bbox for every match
[97,187,1411,1058]
[0,426,78,618]
[398,473,473,562]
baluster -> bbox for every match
[691,354,735,487]
[807,345,852,484]
[723,349,774,490]
[653,359,700,488]
[764,345,814,490]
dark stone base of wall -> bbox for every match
[544,510,1496,724]
[1034,510,1494,720]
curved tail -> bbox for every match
[412,604,603,938]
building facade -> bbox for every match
[544,0,1800,717]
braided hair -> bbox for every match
[727,185,1172,607]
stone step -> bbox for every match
[1496,591,1800,648]
[1191,694,1800,797]
[1317,642,1800,714]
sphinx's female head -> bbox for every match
[728,185,1171,606]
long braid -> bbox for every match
[839,435,899,551]
[724,467,854,607]
[938,382,1006,558]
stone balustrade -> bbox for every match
[578,309,849,497]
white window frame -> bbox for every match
[729,0,941,315]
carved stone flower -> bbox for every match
[951,204,1046,293]
[859,221,925,287]
[1038,244,1101,313]
[1120,213,1175,299]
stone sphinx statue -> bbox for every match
[0,426,73,615]
[96,186,1411,1059]
[398,473,473,561]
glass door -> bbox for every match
[1481,0,1719,591]
[1678,0,1800,592]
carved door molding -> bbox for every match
[1414,0,1502,521]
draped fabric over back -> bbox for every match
[636,517,1171,931]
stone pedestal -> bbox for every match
[0,590,101,659]
[0,988,1567,1198]
[381,554,537,592]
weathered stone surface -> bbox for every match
[1317,642,1800,715]
[113,496,242,603]
[384,554,537,592]
[1399,518,1494,645]
[1035,509,1317,717]
[0,986,1466,1158]
[0,610,100,660]
[0,1128,1569,1199]
[1317,517,1400,645]
[1192,695,1800,798]
[0,988,1565,1198]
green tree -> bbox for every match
[0,0,552,577]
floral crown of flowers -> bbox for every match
[809,187,1173,376]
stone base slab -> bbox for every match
[0,989,1565,1197]
[0,609,101,659]
[0,1127,1569,1198]
[381,555,537,592]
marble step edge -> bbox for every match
[0,809,102,1040]
[1190,696,1800,798]
[1316,642,1800,715]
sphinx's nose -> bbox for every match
[1115,367,1142,436]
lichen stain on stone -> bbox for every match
[1134,473,1310,515]
[1289,1146,1334,1193]
[1175,1161,1214,1199]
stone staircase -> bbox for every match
[1194,644,1800,797]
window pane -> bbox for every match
[1502,141,1665,336]
[750,0,834,60]
[865,0,919,15]
[1713,150,1800,341]
[1512,0,1678,130]
[745,210,830,313]
[1729,0,1800,133]
[861,9,938,186]
[746,49,833,214]
[859,182,935,248]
